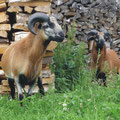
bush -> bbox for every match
[51,23,92,92]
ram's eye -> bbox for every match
[43,24,49,29]
[49,22,55,28]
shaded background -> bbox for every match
[51,0,120,57]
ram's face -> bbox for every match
[28,13,64,42]
[41,16,64,42]
[87,30,112,51]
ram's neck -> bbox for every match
[28,31,49,63]
[92,42,106,66]
[24,32,50,79]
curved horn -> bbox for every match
[86,30,98,42]
[28,13,50,35]
[87,30,98,36]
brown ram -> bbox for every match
[1,13,64,101]
[87,30,120,86]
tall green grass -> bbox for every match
[0,78,120,120]
[51,23,92,92]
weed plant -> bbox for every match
[51,23,92,92]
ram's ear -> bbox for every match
[105,42,111,49]
[32,22,42,34]
[88,40,94,52]
[86,30,98,42]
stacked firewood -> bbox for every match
[0,0,56,94]
[0,0,11,43]
[51,0,120,57]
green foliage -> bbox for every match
[51,23,91,92]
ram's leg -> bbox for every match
[117,68,120,75]
[15,75,25,102]
[96,70,107,86]
[98,72,107,86]
[27,81,36,97]
[38,77,44,95]
[16,81,23,101]
[8,78,15,99]
[96,69,100,83]
[101,73,107,87]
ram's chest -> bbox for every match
[23,60,42,81]
[11,59,42,82]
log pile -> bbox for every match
[51,0,120,57]
[0,0,10,43]
[0,0,56,94]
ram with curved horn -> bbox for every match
[1,13,64,103]
[86,30,120,86]
[86,30,112,52]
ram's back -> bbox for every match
[106,49,120,72]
